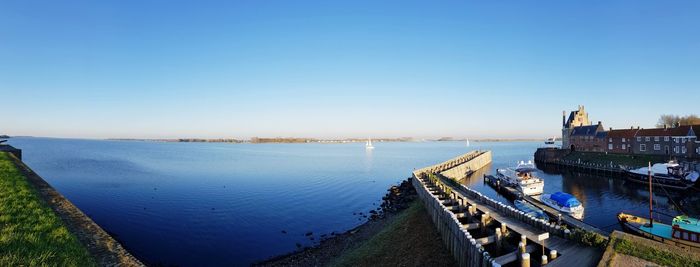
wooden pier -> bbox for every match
[413,151,604,267]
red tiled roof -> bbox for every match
[635,125,692,137]
[607,129,638,138]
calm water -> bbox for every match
[7,138,700,266]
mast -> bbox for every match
[648,161,653,227]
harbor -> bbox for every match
[412,151,605,266]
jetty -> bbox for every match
[412,150,604,267]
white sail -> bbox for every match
[366,138,374,149]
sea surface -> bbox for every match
[7,138,700,266]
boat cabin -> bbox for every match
[672,216,700,243]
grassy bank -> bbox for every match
[0,152,95,266]
[564,151,668,168]
[612,238,699,267]
[330,201,456,267]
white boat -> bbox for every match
[365,139,374,150]
[540,192,584,220]
[496,160,544,196]
[466,139,470,147]
[626,161,699,190]
[544,137,556,145]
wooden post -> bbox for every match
[495,228,503,253]
[500,223,507,235]
[521,235,527,247]
[550,250,558,260]
[521,253,530,267]
[541,255,548,265]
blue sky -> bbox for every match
[1,1,698,139]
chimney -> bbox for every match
[598,121,602,126]
[609,127,612,131]
[562,111,566,127]
[631,126,634,129]
[664,124,668,130]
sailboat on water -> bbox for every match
[365,139,374,150]
[466,138,470,147]
[617,162,700,250]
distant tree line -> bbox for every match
[656,114,700,128]
[249,137,311,143]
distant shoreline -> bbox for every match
[105,137,547,144]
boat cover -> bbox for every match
[673,215,700,233]
[550,192,581,208]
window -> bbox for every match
[640,144,646,151]
[682,138,687,143]
[654,144,660,151]
[675,146,679,153]
[664,136,669,141]
[622,144,626,150]
[645,137,650,141]
[637,137,641,142]
[673,231,681,238]
[697,147,700,154]
[654,136,659,141]
[675,138,679,143]
[608,144,613,150]
[682,147,687,154]
[623,138,626,143]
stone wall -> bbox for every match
[440,151,492,180]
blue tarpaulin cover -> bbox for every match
[550,192,581,208]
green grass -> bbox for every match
[612,237,700,267]
[564,151,668,168]
[330,201,456,267]
[0,152,96,266]
[571,228,609,249]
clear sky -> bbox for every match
[1,1,698,139]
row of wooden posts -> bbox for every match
[413,172,566,267]
[413,173,561,267]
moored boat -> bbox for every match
[496,160,544,196]
[540,192,584,220]
[617,162,700,250]
[626,161,699,190]
[544,137,556,145]
[514,199,549,221]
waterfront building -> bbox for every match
[568,121,605,152]
[562,105,591,148]
[632,125,697,158]
[606,128,639,154]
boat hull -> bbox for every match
[541,195,584,220]
[625,172,693,190]
[617,213,700,251]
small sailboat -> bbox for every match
[540,192,584,220]
[365,139,374,150]
[514,200,549,221]
[618,162,700,250]
[466,138,470,147]
[496,161,545,196]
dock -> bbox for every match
[413,151,605,267]
[483,174,608,237]
[522,195,609,237]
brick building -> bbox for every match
[569,122,605,152]
[632,125,697,158]
[605,128,638,154]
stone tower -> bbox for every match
[562,105,590,148]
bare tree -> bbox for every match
[657,114,680,127]
[657,114,700,127]
[679,114,700,126]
